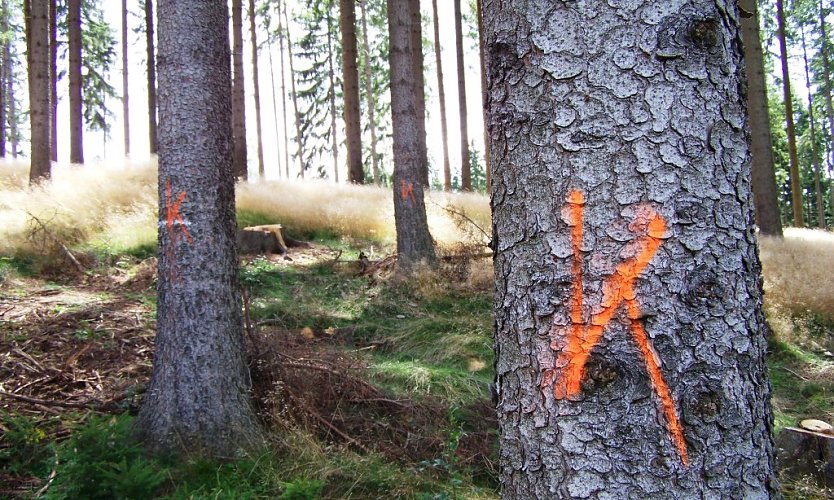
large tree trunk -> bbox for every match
[476,0,490,192]
[145,0,158,155]
[231,0,248,180]
[248,0,265,180]
[359,0,380,185]
[135,0,263,458]
[453,0,470,191]
[776,0,804,227]
[341,0,363,184]
[326,7,339,183]
[740,0,783,237]
[485,3,777,497]
[48,0,56,162]
[282,0,304,178]
[431,0,451,192]
[122,0,130,157]
[800,23,826,229]
[409,0,429,186]
[388,0,435,270]
[68,0,83,165]
[27,0,50,182]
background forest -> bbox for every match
[0,0,832,498]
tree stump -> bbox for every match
[775,421,834,487]
[237,225,287,255]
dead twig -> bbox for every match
[0,389,95,409]
[34,453,59,498]
[427,199,491,246]
[25,211,86,274]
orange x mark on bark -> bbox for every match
[400,180,416,204]
[541,189,689,466]
[164,179,193,246]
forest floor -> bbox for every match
[1,163,833,498]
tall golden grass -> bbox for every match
[2,159,832,325]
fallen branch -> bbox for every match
[0,390,94,409]
[26,211,86,274]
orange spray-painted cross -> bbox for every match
[164,179,193,246]
[541,189,689,466]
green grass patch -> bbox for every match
[768,338,834,433]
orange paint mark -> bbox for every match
[165,179,193,245]
[541,191,688,466]
[400,180,416,204]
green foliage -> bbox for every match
[45,414,165,500]
[0,412,55,478]
[768,337,834,433]
[280,477,324,499]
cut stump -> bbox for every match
[237,225,288,255]
[776,424,834,487]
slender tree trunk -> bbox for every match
[341,0,363,184]
[476,0,490,192]
[800,23,825,228]
[0,0,7,158]
[359,0,380,185]
[48,0,56,161]
[282,1,304,179]
[409,0,428,186]
[122,0,130,157]
[146,0,158,155]
[248,0,265,180]
[6,33,16,157]
[276,0,291,179]
[68,0,83,164]
[27,0,50,181]
[326,7,339,182]
[486,3,777,496]
[267,33,282,178]
[232,0,248,180]
[739,0,783,236]
[431,0,451,192]
[819,0,834,226]
[388,0,435,270]
[777,0,804,226]
[453,0,470,191]
[135,0,263,458]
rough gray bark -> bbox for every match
[145,0,158,155]
[453,0,470,191]
[248,0,265,180]
[388,0,435,269]
[431,0,452,192]
[776,0,804,227]
[122,0,130,157]
[232,0,248,180]
[27,0,50,182]
[485,2,777,497]
[359,0,380,185]
[341,0,363,184]
[135,0,263,458]
[740,0,783,237]
[68,0,83,164]
[409,0,429,186]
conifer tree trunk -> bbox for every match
[6,30,16,157]
[27,0,50,181]
[135,0,263,458]
[277,0,291,178]
[248,0,265,179]
[388,0,435,269]
[232,0,248,180]
[431,0,451,192]
[409,0,429,186]
[740,0,783,236]
[266,31,282,178]
[68,0,83,164]
[49,0,56,161]
[122,0,130,157]
[341,0,364,184]
[146,0,158,155]
[476,0,490,192]
[453,0,470,191]
[819,0,834,226]
[0,0,7,158]
[486,2,777,496]
[800,23,825,228]
[282,0,304,178]
[326,9,339,183]
[777,0,804,226]
[359,0,380,185]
